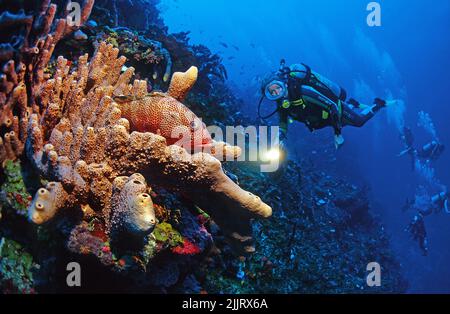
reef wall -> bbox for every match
[0,0,407,293]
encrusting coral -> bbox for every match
[26,42,271,254]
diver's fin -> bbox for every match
[385,99,398,107]
[398,147,413,157]
[374,98,398,108]
[374,98,386,107]
[398,149,408,157]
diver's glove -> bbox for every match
[334,134,345,149]
[330,106,343,150]
[333,122,344,149]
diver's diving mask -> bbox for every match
[264,80,287,101]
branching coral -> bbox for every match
[26,42,271,254]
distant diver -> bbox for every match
[405,213,429,256]
[399,126,445,170]
[259,60,396,153]
[404,190,449,255]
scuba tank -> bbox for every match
[431,192,450,214]
[277,59,348,100]
[311,71,346,102]
[280,61,347,103]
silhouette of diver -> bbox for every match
[405,213,428,256]
[399,126,445,170]
[403,190,449,255]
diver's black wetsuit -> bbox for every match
[406,214,428,256]
[276,64,384,139]
[342,103,380,127]
[404,191,448,255]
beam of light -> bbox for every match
[261,147,281,162]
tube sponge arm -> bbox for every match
[109,173,156,241]
[28,182,70,224]
[167,66,198,101]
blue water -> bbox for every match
[160,0,450,292]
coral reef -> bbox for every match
[145,26,228,94]
[25,42,271,254]
[93,27,173,83]
[199,161,408,293]
[109,174,156,243]
[52,9,228,96]
[0,0,407,294]
[0,0,94,164]
[92,0,163,30]
[0,160,33,217]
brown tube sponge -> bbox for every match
[25,42,271,254]
[0,0,95,163]
[28,181,70,225]
[168,66,198,101]
[110,174,156,239]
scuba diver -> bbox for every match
[259,60,394,154]
[399,126,445,170]
[403,190,449,255]
[405,213,429,256]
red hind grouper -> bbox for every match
[115,66,213,151]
